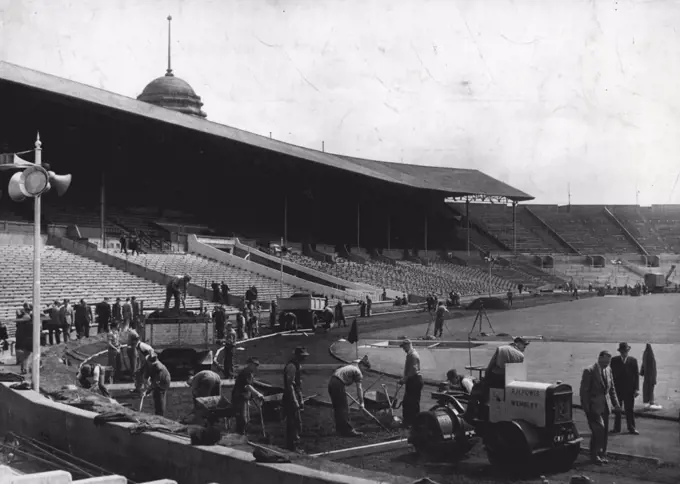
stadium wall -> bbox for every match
[0,384,401,484]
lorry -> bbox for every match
[644,273,666,293]
[143,309,215,377]
[276,292,328,331]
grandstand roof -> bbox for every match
[0,61,533,201]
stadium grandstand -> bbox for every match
[1,60,679,335]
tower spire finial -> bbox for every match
[166,15,173,76]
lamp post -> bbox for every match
[3,133,72,392]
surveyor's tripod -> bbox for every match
[469,302,495,335]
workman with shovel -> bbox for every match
[328,355,371,437]
[232,357,265,435]
[142,355,172,416]
[129,331,156,393]
[282,347,309,451]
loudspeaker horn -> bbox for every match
[47,172,72,197]
[8,172,27,202]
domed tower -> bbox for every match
[137,16,207,118]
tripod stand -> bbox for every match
[468,302,495,335]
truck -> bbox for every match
[143,309,215,377]
[644,273,666,293]
[276,292,328,331]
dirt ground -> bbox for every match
[340,448,680,484]
[10,295,678,484]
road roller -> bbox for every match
[409,363,582,474]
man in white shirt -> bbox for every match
[164,274,192,310]
[328,355,371,436]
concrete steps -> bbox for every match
[101,249,301,303]
[0,465,177,484]
[0,245,204,326]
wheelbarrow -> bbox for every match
[363,383,403,428]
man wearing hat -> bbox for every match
[232,357,265,435]
[282,347,309,451]
[129,331,156,393]
[464,337,529,423]
[164,274,192,311]
[610,342,640,435]
[485,336,529,388]
[218,321,237,378]
[328,355,371,437]
[399,339,423,427]
[143,354,172,416]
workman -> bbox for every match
[187,369,222,403]
[129,331,156,393]
[76,363,110,397]
[107,321,122,381]
[328,355,371,437]
[281,311,298,331]
[164,274,192,311]
[399,339,423,428]
[321,306,334,332]
[219,321,237,378]
[282,347,309,451]
[485,336,529,388]
[231,357,265,435]
[143,355,172,416]
[464,336,529,423]
[434,301,449,338]
[438,369,475,395]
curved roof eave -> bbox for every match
[0,61,533,201]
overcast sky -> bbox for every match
[1,0,679,205]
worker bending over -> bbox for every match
[399,339,423,428]
[77,363,110,398]
[164,274,192,310]
[328,355,371,437]
[231,357,265,435]
[187,369,222,404]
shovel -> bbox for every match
[380,384,402,426]
[346,392,389,431]
[255,400,273,445]
[138,390,148,412]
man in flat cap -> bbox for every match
[282,347,309,451]
[232,357,264,435]
[485,336,529,388]
[610,342,640,435]
[399,339,423,427]
[464,336,529,423]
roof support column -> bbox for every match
[387,215,391,251]
[424,216,428,255]
[283,194,288,248]
[466,197,471,256]
[100,170,106,249]
[357,202,361,249]
[512,201,517,255]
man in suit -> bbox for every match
[580,350,621,464]
[611,342,640,435]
